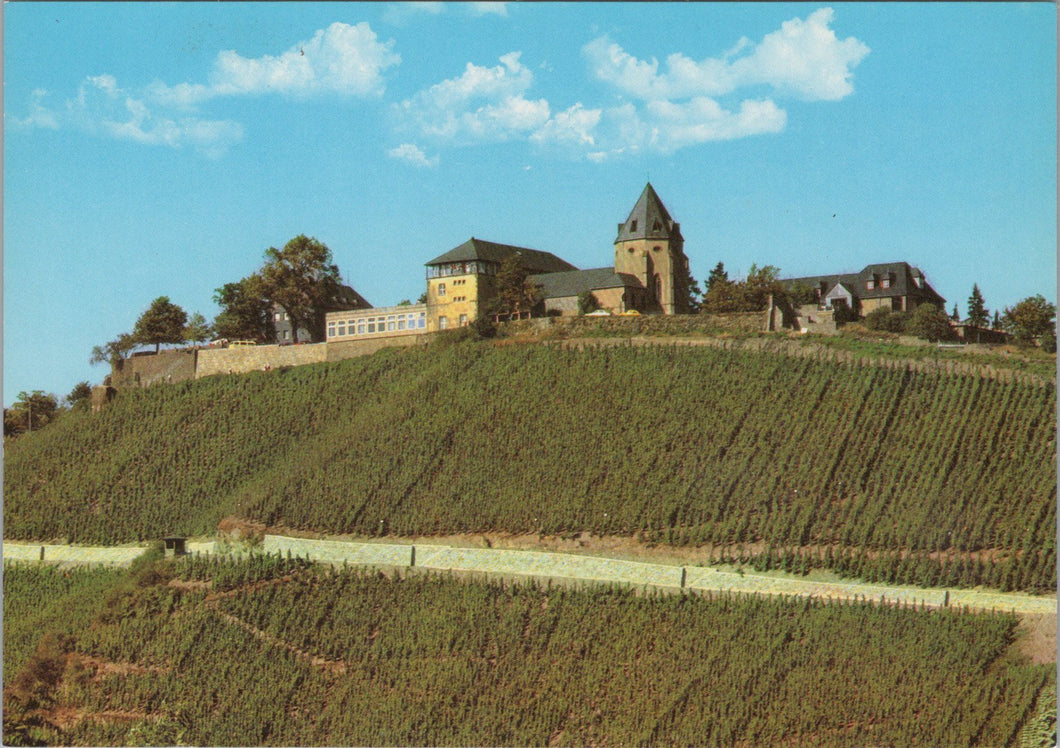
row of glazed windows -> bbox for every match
[427,261,495,279]
[328,312,427,338]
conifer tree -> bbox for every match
[966,284,989,327]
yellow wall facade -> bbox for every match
[428,273,483,330]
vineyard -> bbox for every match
[3,556,1054,746]
[4,341,1055,591]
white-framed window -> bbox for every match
[283,329,290,340]
[439,316,448,330]
[418,315,426,329]
[275,311,282,321]
[438,283,446,296]
[358,322,366,335]
[459,314,468,326]
[328,324,336,337]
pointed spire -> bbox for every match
[615,183,681,242]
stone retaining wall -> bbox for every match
[196,344,327,378]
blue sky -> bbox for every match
[4,2,1056,405]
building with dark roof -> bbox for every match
[782,262,945,315]
[613,183,692,314]
[274,283,371,343]
[415,185,690,330]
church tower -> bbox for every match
[614,183,690,314]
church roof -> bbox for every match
[425,237,577,274]
[529,267,643,299]
[615,183,682,243]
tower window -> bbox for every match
[627,247,634,254]
[629,220,637,231]
[653,220,662,231]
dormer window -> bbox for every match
[653,220,662,231]
[629,220,637,232]
[866,279,874,290]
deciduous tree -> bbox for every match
[183,313,212,345]
[90,332,136,368]
[488,254,542,321]
[212,275,274,343]
[1002,294,1056,345]
[906,303,954,342]
[259,235,343,343]
[65,382,93,411]
[4,390,59,436]
[133,297,188,353]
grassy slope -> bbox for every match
[4,339,1055,588]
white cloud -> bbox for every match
[12,22,395,157]
[585,8,868,102]
[397,52,556,143]
[531,103,601,146]
[388,142,440,167]
[575,7,865,159]
[466,2,509,17]
[8,89,60,130]
[151,22,400,106]
[382,2,445,26]
[13,71,242,156]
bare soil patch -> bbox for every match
[1015,612,1057,665]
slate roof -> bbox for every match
[782,262,945,306]
[529,267,644,299]
[425,237,577,274]
[615,183,683,243]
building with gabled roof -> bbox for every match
[783,261,945,315]
[413,184,691,330]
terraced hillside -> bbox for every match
[3,558,1054,746]
[5,340,1055,591]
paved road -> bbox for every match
[5,535,1054,616]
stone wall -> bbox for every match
[518,312,767,338]
[196,343,328,378]
[327,333,432,363]
[111,349,198,388]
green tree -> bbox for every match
[4,390,59,436]
[788,282,817,307]
[1002,295,1056,345]
[577,290,601,315]
[259,235,343,343]
[950,303,960,322]
[992,310,1001,330]
[213,275,275,343]
[743,264,785,311]
[701,276,744,313]
[183,313,212,345]
[705,262,728,293]
[966,284,989,327]
[683,263,703,313]
[906,303,954,342]
[90,332,136,368]
[133,297,188,353]
[488,254,542,321]
[65,381,93,411]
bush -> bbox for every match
[864,307,908,333]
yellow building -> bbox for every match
[424,239,577,329]
[422,184,691,326]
